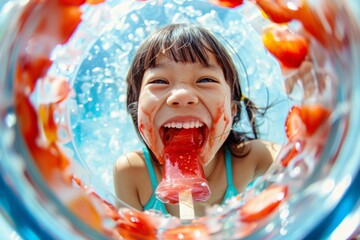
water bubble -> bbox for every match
[80,82,93,94]
[4,112,16,127]
[119,94,126,103]
[130,13,140,24]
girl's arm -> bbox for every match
[113,154,143,211]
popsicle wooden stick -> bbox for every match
[179,189,195,220]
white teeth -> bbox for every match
[164,121,203,129]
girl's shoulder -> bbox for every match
[231,139,281,176]
[113,149,148,174]
[113,149,151,210]
[248,139,281,154]
[232,139,281,157]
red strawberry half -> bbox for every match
[240,185,288,222]
[262,25,309,68]
[285,105,305,141]
[285,104,331,141]
[300,104,331,135]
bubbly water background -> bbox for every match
[56,0,295,195]
[2,1,360,238]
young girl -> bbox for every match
[113,23,280,217]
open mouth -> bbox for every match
[160,121,208,151]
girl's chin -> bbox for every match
[199,149,216,166]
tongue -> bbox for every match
[155,128,211,204]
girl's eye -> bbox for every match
[197,77,218,83]
[149,79,168,84]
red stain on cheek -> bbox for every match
[206,106,224,150]
[138,98,158,140]
[138,121,147,142]
[138,109,163,164]
[223,114,229,126]
[139,121,156,146]
[213,106,224,124]
[139,105,156,140]
[225,114,231,131]
[208,103,231,146]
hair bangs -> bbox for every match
[142,25,214,69]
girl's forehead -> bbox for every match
[152,55,221,72]
[154,49,220,67]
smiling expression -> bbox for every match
[137,52,234,165]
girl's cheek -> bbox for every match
[138,107,154,144]
[201,102,232,165]
[222,103,233,138]
[138,101,164,164]
[139,92,157,116]
[212,100,230,137]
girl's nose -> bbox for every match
[167,86,199,106]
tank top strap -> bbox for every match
[224,146,235,186]
[142,147,168,214]
[142,146,158,190]
[222,145,239,203]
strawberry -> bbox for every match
[280,142,302,167]
[86,0,106,4]
[39,104,58,143]
[256,0,296,23]
[116,209,158,240]
[296,1,337,48]
[262,25,309,68]
[240,185,288,222]
[58,5,83,44]
[67,193,103,232]
[59,0,86,6]
[256,0,338,48]
[162,224,210,240]
[285,104,330,141]
[208,0,244,8]
[17,55,53,93]
[300,104,331,135]
[285,105,305,141]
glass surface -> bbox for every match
[0,0,359,239]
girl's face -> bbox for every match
[137,52,234,165]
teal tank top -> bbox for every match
[142,146,239,214]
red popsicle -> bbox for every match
[155,128,211,205]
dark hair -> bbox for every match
[126,23,265,157]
